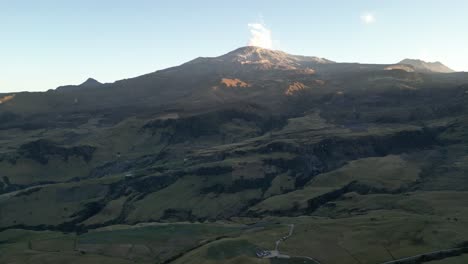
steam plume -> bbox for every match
[247,23,273,49]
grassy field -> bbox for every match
[0,223,251,263]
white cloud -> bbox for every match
[361,13,376,24]
[247,23,273,49]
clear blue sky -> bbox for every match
[2,0,467,92]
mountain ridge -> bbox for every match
[185,46,334,71]
[55,77,103,92]
[398,58,454,73]
[1,46,466,119]
[3,47,459,95]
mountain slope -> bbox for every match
[188,46,334,70]
[399,58,455,73]
[1,47,468,264]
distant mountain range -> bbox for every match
[53,47,456,93]
[0,46,464,120]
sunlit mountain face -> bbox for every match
[1,46,468,264]
[398,58,455,73]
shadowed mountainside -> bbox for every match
[1,47,468,264]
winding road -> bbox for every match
[258,223,322,264]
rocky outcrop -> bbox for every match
[255,127,442,190]
[88,155,159,179]
[143,108,286,142]
[18,139,96,164]
[0,176,22,194]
